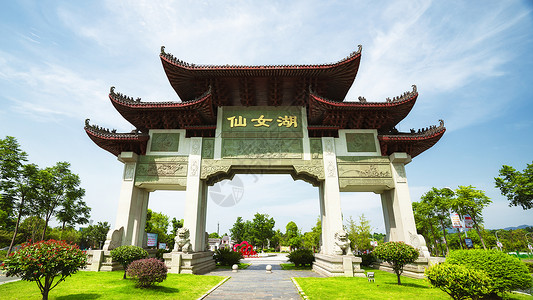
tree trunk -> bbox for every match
[428,222,440,256]
[438,218,450,254]
[471,215,487,249]
[7,196,25,256]
[396,271,402,285]
[41,214,51,241]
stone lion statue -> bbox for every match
[333,230,352,255]
[173,227,192,253]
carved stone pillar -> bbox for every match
[182,138,208,252]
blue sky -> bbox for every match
[1,1,532,236]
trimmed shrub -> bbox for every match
[214,247,242,266]
[359,252,376,267]
[126,258,167,288]
[0,249,7,262]
[287,249,315,267]
[1,240,87,300]
[110,245,148,279]
[425,263,494,299]
[446,249,533,295]
[155,248,171,261]
[373,241,419,285]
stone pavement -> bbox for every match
[204,254,323,300]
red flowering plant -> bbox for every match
[1,239,87,300]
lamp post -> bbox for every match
[495,230,503,251]
[526,232,532,254]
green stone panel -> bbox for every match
[202,138,215,159]
[222,106,303,138]
[135,156,188,183]
[150,133,180,152]
[222,138,303,159]
[337,156,392,179]
[309,138,323,159]
[345,133,377,152]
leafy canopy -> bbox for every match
[373,241,419,285]
[495,162,533,210]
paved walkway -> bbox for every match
[204,254,323,300]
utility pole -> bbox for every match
[217,222,220,237]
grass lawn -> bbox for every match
[294,268,533,300]
[216,263,251,269]
[280,263,312,270]
[0,271,226,300]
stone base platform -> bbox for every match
[86,249,158,272]
[163,251,216,274]
[375,256,445,279]
[312,253,365,277]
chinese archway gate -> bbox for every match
[85,45,445,277]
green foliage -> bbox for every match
[0,249,7,262]
[81,221,110,249]
[495,161,533,210]
[20,216,46,242]
[209,232,221,238]
[452,186,492,249]
[373,241,419,285]
[359,252,376,267]
[155,248,171,260]
[524,261,533,273]
[213,247,242,266]
[287,249,315,267]
[56,197,91,230]
[126,258,168,288]
[229,217,247,243]
[110,245,148,279]
[346,214,373,252]
[302,218,321,251]
[425,263,494,300]
[446,249,533,294]
[284,221,302,249]
[145,209,172,247]
[229,213,275,249]
[46,227,81,245]
[34,162,86,240]
[1,239,87,300]
[420,188,455,254]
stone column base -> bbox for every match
[163,251,216,274]
[375,256,445,279]
[312,253,365,277]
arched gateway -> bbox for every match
[85,45,445,276]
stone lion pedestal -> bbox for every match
[163,251,215,274]
[313,254,365,277]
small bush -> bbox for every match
[373,241,418,285]
[524,261,533,273]
[213,247,242,266]
[1,240,87,300]
[0,250,7,262]
[126,258,167,288]
[446,249,533,295]
[359,252,376,267]
[155,248,171,261]
[425,263,494,299]
[287,249,315,267]
[110,245,148,279]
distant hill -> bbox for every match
[502,225,532,231]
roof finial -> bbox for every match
[439,119,444,127]
[85,118,90,127]
[357,45,362,54]
[161,46,165,55]
[412,84,417,93]
[110,86,115,94]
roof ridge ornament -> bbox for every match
[161,46,165,55]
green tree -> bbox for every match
[284,221,302,249]
[495,162,533,210]
[230,217,247,243]
[452,186,491,249]
[35,162,85,240]
[373,241,419,285]
[421,188,454,254]
[20,216,46,243]
[56,197,91,231]
[170,217,183,235]
[209,232,221,238]
[303,218,321,251]
[346,214,373,252]
[3,240,87,300]
[413,201,443,256]
[81,221,110,249]
[250,213,275,249]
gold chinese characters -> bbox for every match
[227,115,298,128]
